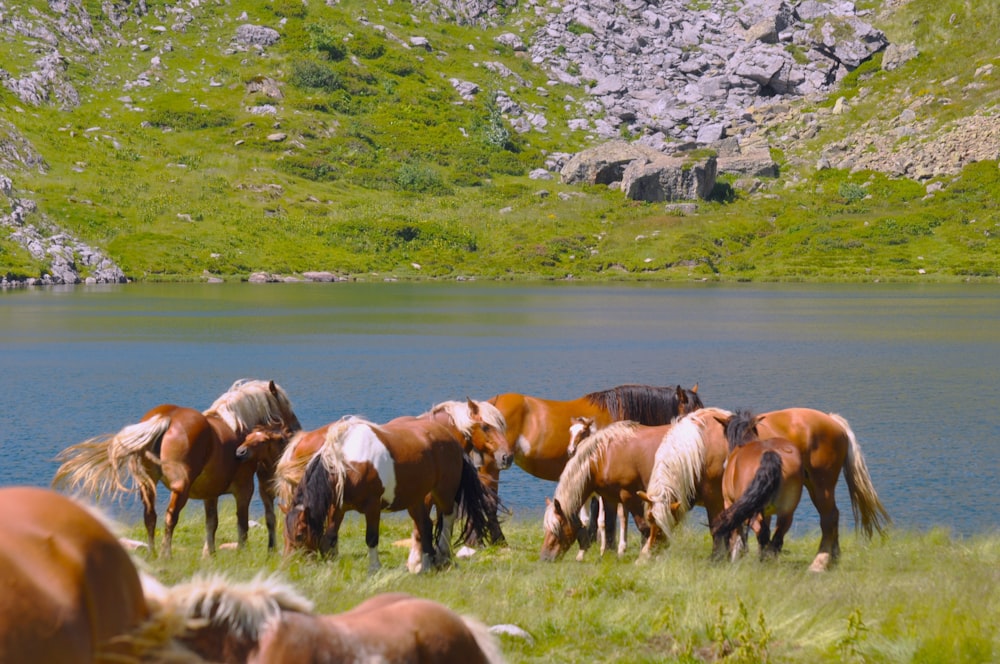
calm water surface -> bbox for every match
[2,282,998,538]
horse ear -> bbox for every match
[466,397,480,416]
[636,490,651,505]
[269,380,278,394]
[552,498,565,516]
[676,385,688,406]
[691,383,698,394]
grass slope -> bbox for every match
[2,0,999,283]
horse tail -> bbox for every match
[725,409,758,452]
[461,617,507,664]
[452,454,499,546]
[52,415,170,499]
[711,450,783,541]
[830,413,891,538]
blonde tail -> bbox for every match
[830,413,891,538]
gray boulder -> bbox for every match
[620,154,718,202]
[560,141,664,186]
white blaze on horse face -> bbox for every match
[341,425,396,506]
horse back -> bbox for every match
[0,488,148,663]
[755,408,849,470]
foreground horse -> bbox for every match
[0,487,185,663]
[150,575,505,663]
[54,378,301,557]
[540,420,671,562]
[711,436,805,561]
[285,415,497,573]
[640,407,890,570]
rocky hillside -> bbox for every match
[0,0,997,284]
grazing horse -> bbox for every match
[147,575,505,663]
[710,436,805,562]
[639,407,890,570]
[540,419,671,562]
[284,415,497,573]
[272,398,509,518]
[53,378,301,557]
[236,422,298,551]
[0,487,188,663]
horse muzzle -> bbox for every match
[496,451,514,470]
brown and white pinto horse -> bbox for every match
[711,436,805,562]
[284,415,497,573]
[0,487,188,663]
[272,399,509,515]
[53,378,301,557]
[640,407,890,570]
[149,575,505,663]
[541,419,672,562]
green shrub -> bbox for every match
[289,59,344,91]
[395,163,452,195]
[306,23,347,61]
[146,108,234,130]
[348,30,386,59]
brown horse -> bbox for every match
[0,487,191,663]
[710,436,805,562]
[235,422,298,551]
[272,398,509,517]
[639,407,890,570]
[491,383,702,482]
[147,575,505,663]
[540,419,671,562]
[284,415,497,573]
[53,378,301,558]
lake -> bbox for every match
[1,281,998,538]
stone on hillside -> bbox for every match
[495,32,526,51]
[235,24,280,47]
[620,154,717,202]
[560,140,664,186]
[882,41,918,71]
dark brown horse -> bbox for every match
[640,407,890,570]
[711,436,805,562]
[0,487,187,662]
[147,575,505,663]
[540,419,672,562]
[284,415,497,573]
[53,378,301,557]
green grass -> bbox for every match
[131,507,999,663]
[2,0,1000,283]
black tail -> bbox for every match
[724,409,758,452]
[711,451,782,541]
[449,454,500,546]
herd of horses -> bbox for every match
[8,377,892,661]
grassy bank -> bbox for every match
[134,509,999,663]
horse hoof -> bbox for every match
[456,546,477,559]
[809,552,831,572]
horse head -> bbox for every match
[430,399,513,470]
[567,416,595,456]
[540,497,584,562]
[236,423,291,462]
[282,455,336,556]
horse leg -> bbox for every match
[407,504,435,574]
[138,483,158,556]
[806,475,840,571]
[768,512,794,559]
[596,497,608,556]
[321,511,345,560]
[163,489,190,559]
[234,481,253,550]
[363,508,381,573]
[202,496,219,556]
[616,502,628,557]
[755,515,773,560]
[258,473,278,551]
[435,506,457,568]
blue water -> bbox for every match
[2,282,998,538]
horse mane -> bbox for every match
[162,574,313,643]
[646,407,732,537]
[427,400,508,435]
[273,429,314,508]
[548,421,639,531]
[203,378,292,434]
[584,384,702,424]
[724,409,758,452]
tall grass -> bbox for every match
[131,506,999,663]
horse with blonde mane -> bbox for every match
[639,407,890,570]
[272,399,509,523]
[53,378,301,557]
[145,574,505,663]
[540,419,672,562]
[0,487,195,663]
[284,414,497,573]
